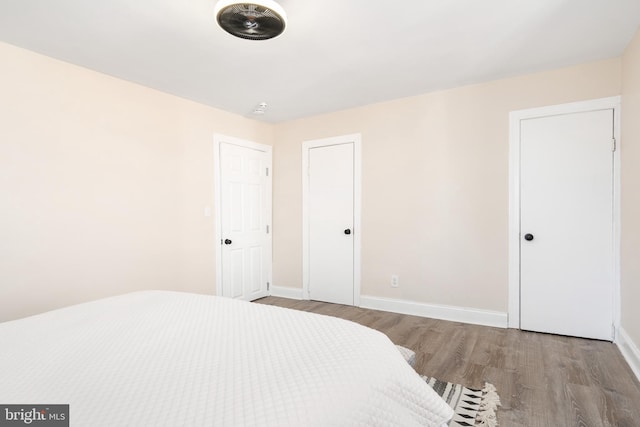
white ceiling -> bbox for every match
[1,0,639,123]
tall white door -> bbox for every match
[307,143,355,305]
[519,109,614,340]
[219,140,271,301]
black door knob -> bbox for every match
[224,239,232,245]
[524,233,534,241]
[344,229,351,235]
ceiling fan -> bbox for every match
[214,0,287,41]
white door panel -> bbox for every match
[308,143,354,305]
[219,140,271,301]
[520,109,614,340]
[249,245,263,293]
[229,248,244,298]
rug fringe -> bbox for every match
[475,382,501,427]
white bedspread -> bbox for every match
[0,291,453,426]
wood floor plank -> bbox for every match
[255,296,640,426]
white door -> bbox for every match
[305,140,358,305]
[519,109,614,340]
[218,139,271,301]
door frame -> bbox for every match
[508,96,621,333]
[213,134,273,298]
[302,134,362,306]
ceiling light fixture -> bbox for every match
[214,0,287,41]
[252,101,268,115]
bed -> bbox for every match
[0,291,453,426]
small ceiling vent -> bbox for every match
[214,0,287,41]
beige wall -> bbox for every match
[273,59,622,312]
[621,29,640,347]
[1,37,632,323]
[0,42,274,321]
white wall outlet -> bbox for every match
[391,274,399,288]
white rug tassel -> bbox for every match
[475,382,501,427]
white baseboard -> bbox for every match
[268,290,508,328]
[617,327,640,382]
[270,286,304,300]
[359,295,508,328]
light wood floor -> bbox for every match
[255,297,640,427]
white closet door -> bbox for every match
[520,109,614,340]
[308,143,354,305]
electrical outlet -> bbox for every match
[391,274,399,288]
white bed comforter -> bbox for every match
[0,291,453,426]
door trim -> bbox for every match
[302,134,362,306]
[213,134,273,298]
[508,96,621,333]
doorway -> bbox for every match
[302,134,361,306]
[508,97,620,341]
[214,134,272,301]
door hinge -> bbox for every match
[266,167,269,177]
[612,137,616,152]
[266,225,270,234]
[267,282,270,291]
